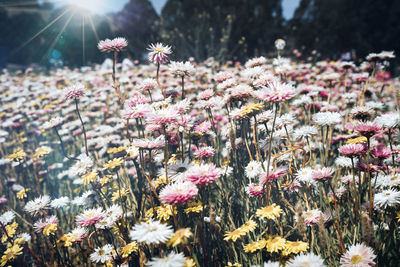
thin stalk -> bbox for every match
[74,99,89,156]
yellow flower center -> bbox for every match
[98,249,105,255]
[155,47,164,52]
[350,255,362,264]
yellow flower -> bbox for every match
[185,258,196,267]
[239,103,264,117]
[226,262,242,267]
[33,146,52,158]
[121,242,138,258]
[152,176,168,189]
[1,222,18,243]
[0,244,23,266]
[346,136,367,144]
[100,175,112,186]
[103,158,124,170]
[266,236,286,253]
[145,208,155,218]
[396,212,400,223]
[82,170,98,185]
[13,237,25,246]
[59,234,75,247]
[240,219,257,233]
[111,189,127,202]
[224,228,246,242]
[16,188,29,199]
[185,201,203,214]
[43,224,58,236]
[107,146,127,154]
[243,239,267,253]
[156,205,176,221]
[7,149,26,161]
[256,204,282,220]
[283,240,309,255]
[167,228,192,247]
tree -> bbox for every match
[114,0,160,61]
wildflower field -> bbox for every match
[0,38,399,267]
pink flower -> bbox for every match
[198,89,214,100]
[147,43,172,64]
[34,215,58,233]
[339,143,367,157]
[194,121,212,133]
[214,71,234,83]
[312,167,334,181]
[259,167,287,183]
[159,182,198,204]
[146,107,179,125]
[340,243,376,267]
[302,209,321,226]
[98,37,128,53]
[64,83,85,100]
[253,80,296,102]
[245,183,264,197]
[76,208,105,227]
[138,78,158,92]
[354,122,381,138]
[186,163,221,185]
[371,144,391,159]
[194,146,215,158]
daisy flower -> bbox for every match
[147,43,172,64]
[146,252,186,267]
[169,61,195,77]
[374,189,400,208]
[340,243,376,267]
[90,244,114,264]
[129,219,173,245]
[159,182,198,205]
[24,195,51,216]
[302,209,322,226]
[245,161,263,179]
[256,204,282,220]
[0,211,15,225]
[313,112,342,126]
[312,167,334,181]
[286,252,326,267]
[64,83,85,100]
[294,125,318,140]
[339,143,367,157]
[97,37,128,52]
[76,208,105,227]
[185,163,221,185]
[265,236,286,253]
[253,80,296,102]
[50,196,70,209]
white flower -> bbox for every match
[294,125,318,140]
[16,233,31,242]
[374,113,400,129]
[296,167,315,185]
[286,252,326,267]
[374,189,400,208]
[313,112,342,126]
[69,154,93,177]
[50,197,70,209]
[335,156,354,168]
[24,195,51,216]
[129,220,173,245]
[245,161,263,179]
[169,61,195,77]
[275,39,286,50]
[340,243,376,267]
[146,252,186,267]
[0,211,15,225]
[245,57,267,69]
[90,244,113,264]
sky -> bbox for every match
[50,0,300,19]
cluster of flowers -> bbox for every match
[0,36,399,267]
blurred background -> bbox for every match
[0,0,399,70]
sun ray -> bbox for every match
[40,10,75,63]
[82,14,85,65]
[11,7,71,55]
[88,15,99,42]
